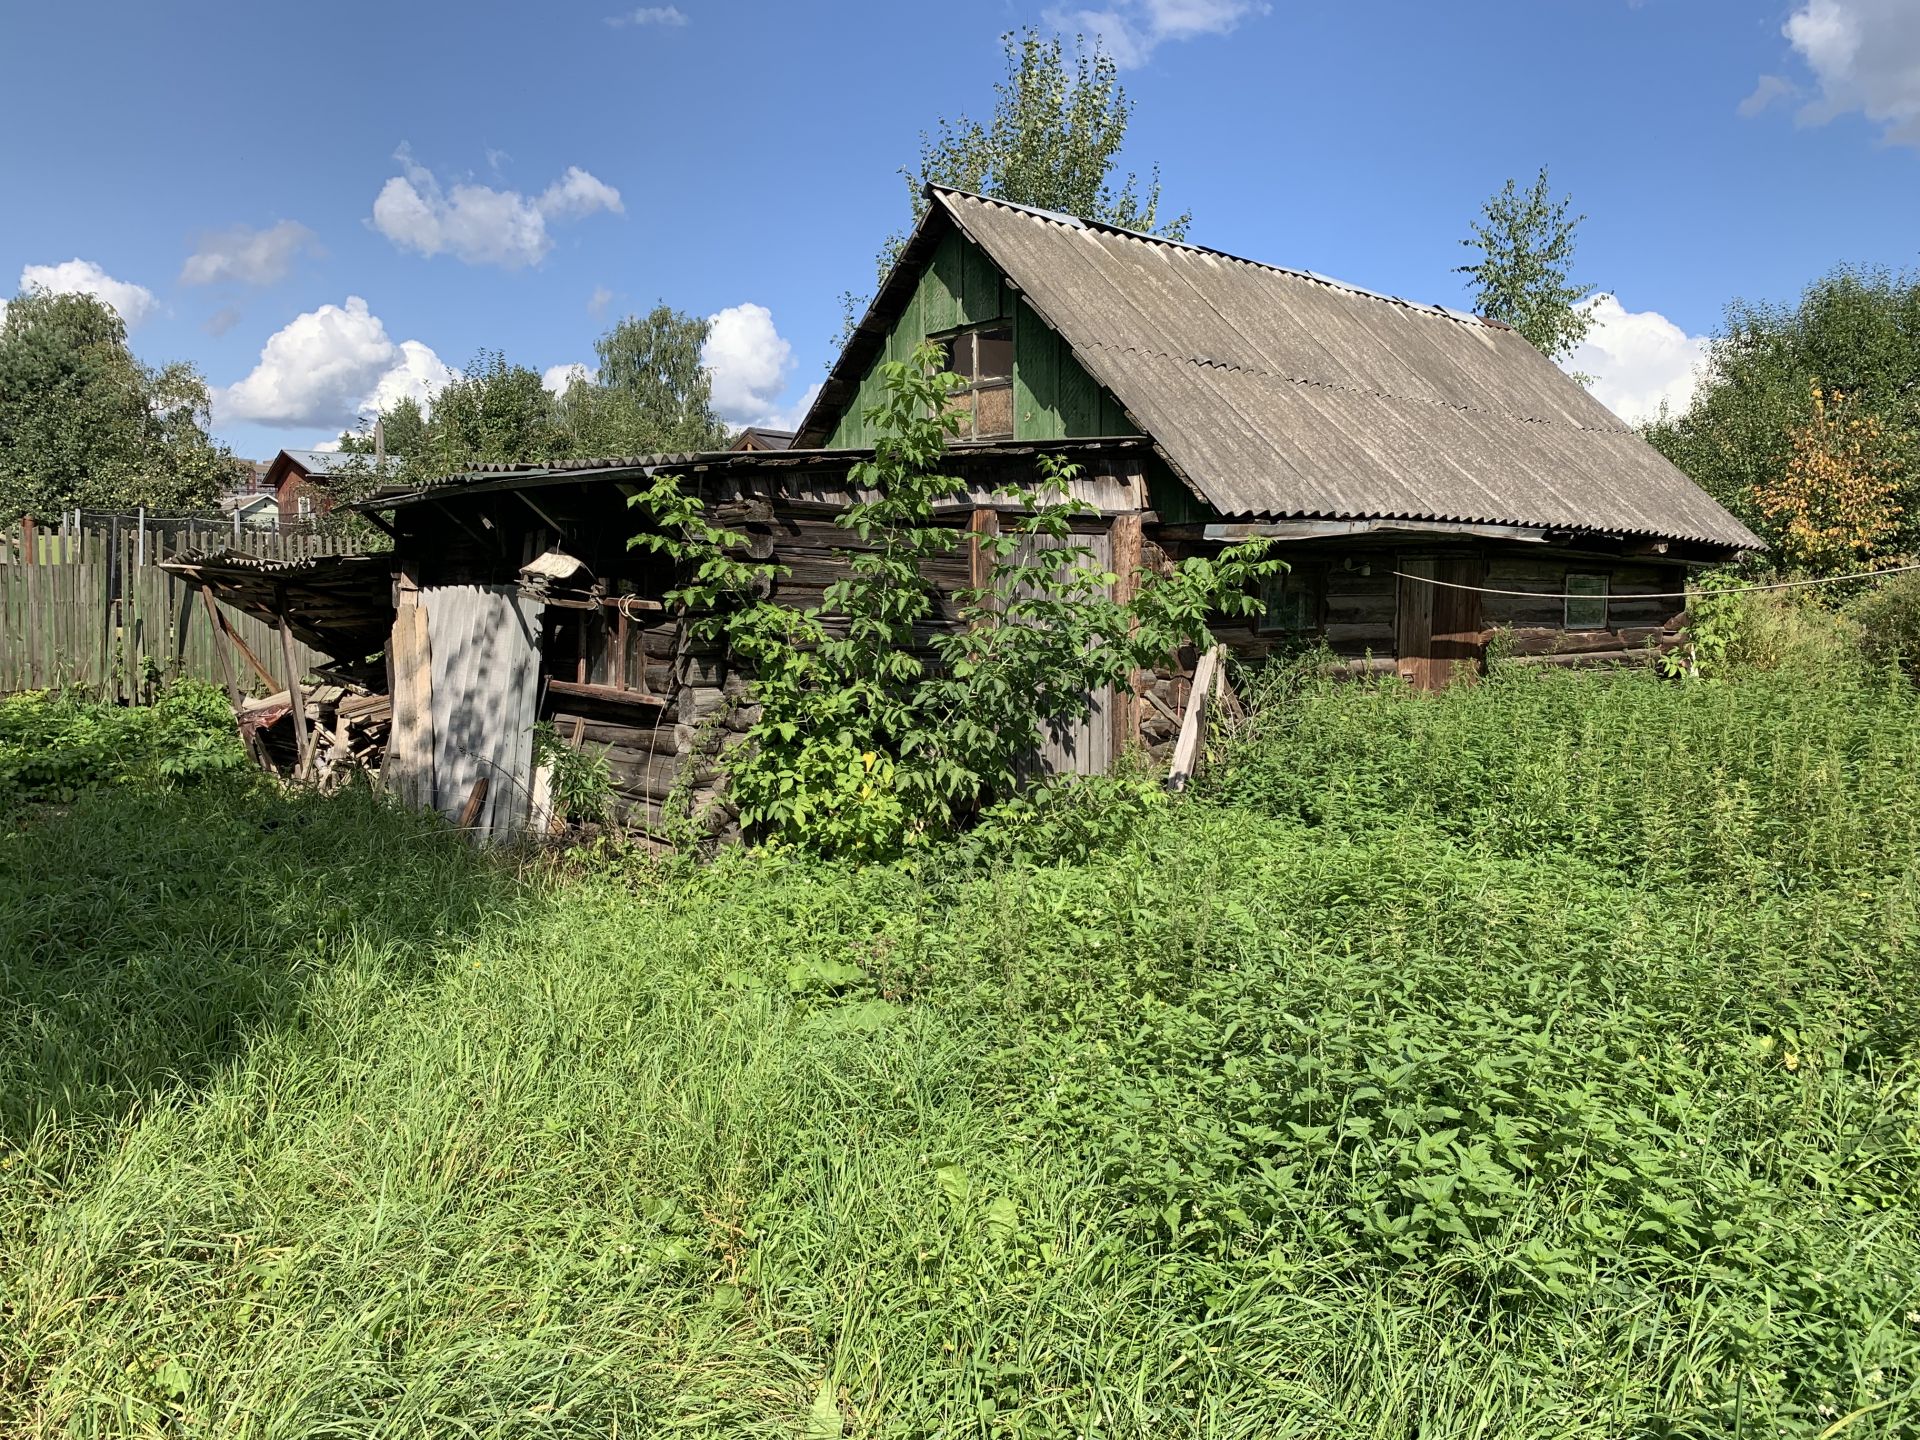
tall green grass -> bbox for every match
[3,666,1918,1436]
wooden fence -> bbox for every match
[0,517,358,701]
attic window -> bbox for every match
[940,325,1015,441]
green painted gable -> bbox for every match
[822,228,1143,449]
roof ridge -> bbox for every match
[1084,339,1636,436]
[925,184,1497,332]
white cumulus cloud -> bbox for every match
[701,302,799,427]
[543,362,593,394]
[180,220,319,287]
[219,295,455,429]
[370,148,624,269]
[1041,0,1269,68]
[18,259,157,328]
[606,6,688,25]
[1564,293,1712,427]
[1781,0,1920,145]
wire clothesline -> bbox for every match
[1390,561,1920,603]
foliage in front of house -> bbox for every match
[633,342,1279,859]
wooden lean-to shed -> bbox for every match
[345,184,1758,841]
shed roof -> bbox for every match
[797,187,1759,552]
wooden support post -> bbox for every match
[1108,512,1144,757]
[278,617,312,778]
[968,507,1000,594]
[200,586,276,693]
[385,571,434,809]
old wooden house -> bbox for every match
[189,186,1760,840]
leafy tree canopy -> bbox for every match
[1645,266,1920,569]
[1457,167,1597,364]
[577,305,729,454]
[840,29,1190,342]
[0,288,232,522]
[336,305,732,503]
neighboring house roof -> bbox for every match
[263,448,412,500]
[798,186,1760,552]
[729,427,795,451]
[220,491,279,516]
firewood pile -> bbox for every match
[238,684,391,789]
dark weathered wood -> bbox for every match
[1109,511,1144,754]
[546,678,671,709]
[457,776,491,830]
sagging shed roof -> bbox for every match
[161,548,393,676]
[798,187,1760,552]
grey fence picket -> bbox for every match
[1,517,360,700]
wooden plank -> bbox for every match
[1057,350,1102,436]
[545,678,671,709]
[385,603,434,808]
[1109,512,1144,756]
[1167,644,1223,792]
[457,776,490,831]
[1013,298,1061,440]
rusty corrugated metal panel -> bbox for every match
[932,188,1760,551]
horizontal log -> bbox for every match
[545,679,670,709]
[549,712,676,750]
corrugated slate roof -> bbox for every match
[806,187,1759,551]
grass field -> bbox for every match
[3,665,1918,1437]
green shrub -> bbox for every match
[1850,571,1920,677]
[1680,575,1864,677]
[0,680,246,803]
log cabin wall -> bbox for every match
[384,452,1150,841]
[1125,534,1697,753]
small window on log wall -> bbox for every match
[939,326,1015,441]
[1256,568,1323,634]
[1565,573,1610,630]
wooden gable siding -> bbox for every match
[824,230,1140,448]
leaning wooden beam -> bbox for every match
[457,776,490,832]
[278,619,313,779]
[200,586,279,693]
[1166,644,1224,793]
[196,585,241,707]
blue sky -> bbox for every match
[4,0,1917,461]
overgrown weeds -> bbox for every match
[2,664,1917,1436]
[0,679,245,804]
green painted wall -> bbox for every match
[823,228,1143,449]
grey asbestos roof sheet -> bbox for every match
[931,189,1759,550]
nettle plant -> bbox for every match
[631,342,1279,859]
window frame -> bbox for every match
[1564,572,1610,631]
[937,323,1016,442]
[1255,566,1325,636]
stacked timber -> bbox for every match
[238,684,391,788]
